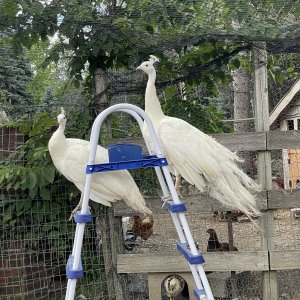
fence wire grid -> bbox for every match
[1,1,300,298]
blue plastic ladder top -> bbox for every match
[86,144,168,174]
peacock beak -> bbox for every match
[136,65,141,71]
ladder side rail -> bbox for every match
[91,104,164,157]
[161,166,214,299]
[119,108,210,297]
[196,265,214,300]
[169,213,188,252]
[66,104,214,300]
[114,106,212,299]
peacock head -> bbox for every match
[57,113,67,126]
[136,55,159,75]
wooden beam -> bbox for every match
[267,130,300,150]
[113,191,268,216]
[270,250,300,270]
[117,251,269,273]
[114,189,300,216]
[268,189,300,209]
[111,130,300,153]
[212,132,266,151]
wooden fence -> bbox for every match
[113,129,300,299]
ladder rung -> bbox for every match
[194,288,206,299]
[176,243,205,265]
[66,255,84,279]
[74,210,92,223]
[86,155,168,173]
[167,201,187,213]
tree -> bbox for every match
[0,45,33,108]
[26,41,66,104]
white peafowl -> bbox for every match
[136,55,261,219]
[48,108,152,219]
[163,274,186,300]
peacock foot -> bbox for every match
[69,204,82,221]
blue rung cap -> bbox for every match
[108,144,142,162]
[176,243,205,265]
[194,288,206,299]
[66,255,84,279]
[74,210,92,223]
[167,201,187,213]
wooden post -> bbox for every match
[226,212,238,298]
[108,205,127,300]
[98,207,125,300]
[253,42,278,300]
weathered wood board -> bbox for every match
[117,251,269,273]
[114,190,300,216]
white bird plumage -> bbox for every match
[137,56,261,219]
[163,274,186,300]
[48,109,152,217]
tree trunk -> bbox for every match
[93,68,112,140]
[230,67,253,298]
[232,67,254,175]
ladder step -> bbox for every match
[86,155,168,173]
[194,288,207,299]
[176,243,205,265]
[167,201,187,213]
[66,255,84,279]
[74,210,92,223]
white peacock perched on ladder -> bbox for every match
[49,104,215,300]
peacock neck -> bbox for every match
[49,124,66,152]
[145,72,165,123]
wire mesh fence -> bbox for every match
[1,5,300,295]
[1,99,300,300]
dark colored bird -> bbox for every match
[123,230,138,251]
[131,215,154,241]
[207,228,238,252]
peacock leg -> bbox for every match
[69,193,83,221]
[175,173,183,198]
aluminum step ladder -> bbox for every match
[65,103,214,300]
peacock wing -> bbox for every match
[157,116,224,190]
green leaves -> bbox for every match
[0,108,93,254]
[28,172,37,189]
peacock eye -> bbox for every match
[145,64,148,67]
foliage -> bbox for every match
[26,41,68,104]
[162,89,232,134]
[0,108,94,253]
[0,44,33,108]
[1,0,298,86]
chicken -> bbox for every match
[122,216,137,251]
[123,229,138,251]
[131,215,154,241]
[163,274,186,300]
[207,228,238,252]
